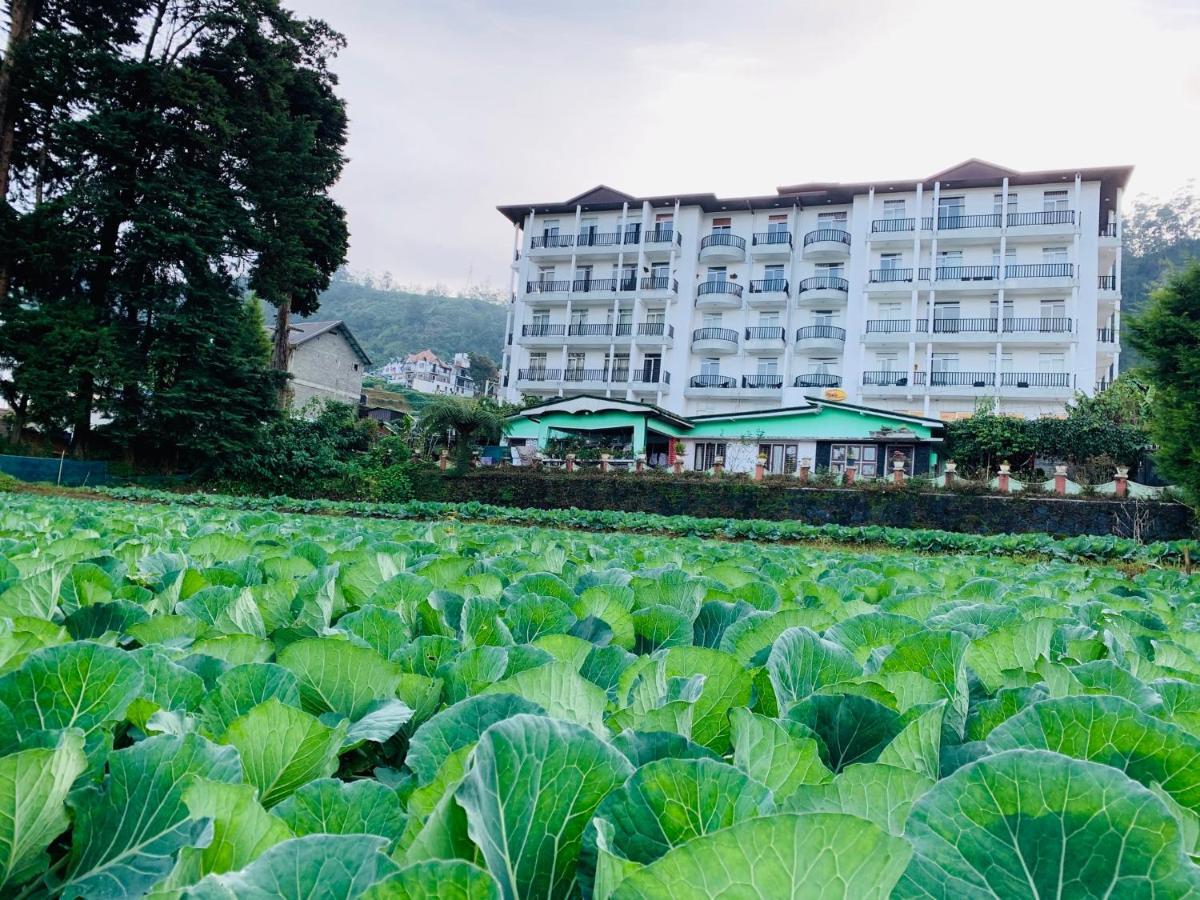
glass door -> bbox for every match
[937,196,964,227]
[642,353,662,382]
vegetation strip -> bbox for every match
[89,485,1197,565]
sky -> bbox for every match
[286,0,1200,292]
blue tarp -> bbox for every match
[0,454,108,486]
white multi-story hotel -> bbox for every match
[497,159,1129,420]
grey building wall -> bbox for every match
[289,331,365,408]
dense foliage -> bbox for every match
[944,385,1150,476]
[1,494,1200,897]
[306,270,507,364]
[417,396,507,470]
[0,2,348,464]
[1130,262,1200,505]
[95,486,1197,565]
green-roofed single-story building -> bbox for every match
[503,395,944,477]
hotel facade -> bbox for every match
[497,159,1129,421]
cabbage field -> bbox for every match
[2,492,1200,898]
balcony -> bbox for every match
[635,322,675,346]
[699,232,746,262]
[930,371,995,388]
[575,230,638,252]
[1004,263,1074,291]
[520,323,566,346]
[748,278,789,307]
[795,325,846,351]
[797,276,849,304]
[563,368,618,390]
[793,373,843,388]
[515,368,563,390]
[1097,327,1116,344]
[934,265,1000,287]
[691,327,739,354]
[743,374,784,390]
[868,267,914,284]
[931,317,998,334]
[526,279,571,295]
[862,371,925,390]
[937,214,1002,230]
[630,370,671,392]
[1098,274,1119,299]
[686,374,739,398]
[871,217,915,234]
[801,229,851,261]
[744,326,786,352]
[1000,372,1074,391]
[1005,210,1076,240]
[644,228,681,257]
[695,280,743,309]
[529,234,575,252]
[639,276,678,296]
[564,323,615,346]
[751,231,793,255]
[1003,318,1073,340]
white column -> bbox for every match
[783,201,800,388]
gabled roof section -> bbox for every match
[564,185,636,205]
[287,320,372,367]
[927,158,1019,181]
[510,394,692,429]
[813,399,945,431]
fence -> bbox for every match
[0,454,109,486]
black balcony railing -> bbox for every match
[527,280,571,293]
[869,268,913,283]
[798,275,849,293]
[696,280,743,299]
[935,265,1000,281]
[796,325,846,341]
[872,218,915,233]
[753,231,793,248]
[563,368,611,382]
[745,326,786,341]
[1003,317,1072,333]
[609,368,630,383]
[636,322,674,338]
[518,368,561,381]
[1099,223,1118,238]
[644,228,680,246]
[631,369,671,385]
[530,234,574,249]
[617,276,639,292]
[865,319,912,333]
[689,374,737,389]
[936,214,1002,230]
[692,327,739,344]
[700,232,746,252]
[572,277,617,292]
[522,324,566,337]
[743,374,784,389]
[932,317,998,333]
[803,228,851,247]
[639,276,678,291]
[794,373,843,387]
[863,371,923,386]
[575,230,625,247]
[615,323,633,337]
[749,278,789,294]
[1098,275,1117,291]
[567,323,613,337]
[1097,327,1116,343]
[1005,263,1074,279]
[1001,372,1073,388]
[1007,210,1075,227]
[930,371,995,387]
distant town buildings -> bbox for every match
[380,350,477,396]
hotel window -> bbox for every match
[764,264,785,289]
[541,220,560,240]
[811,357,837,374]
[700,357,721,377]
[1039,352,1066,372]
[537,266,555,284]
[650,261,669,279]
[937,196,965,224]
[712,217,732,232]
[653,213,673,239]
[528,352,547,374]
[993,193,1018,215]
[830,444,878,477]
[707,266,727,282]
[759,312,780,328]
[883,199,906,219]
[876,352,899,371]
[767,214,788,235]
[757,358,779,377]
[987,351,1014,373]
[817,211,847,230]
[1043,190,1069,211]
[702,313,723,330]
[880,253,902,272]
[566,352,585,374]
[759,443,800,475]
[1043,246,1069,264]
[817,261,845,279]
[570,309,588,327]
[693,442,727,471]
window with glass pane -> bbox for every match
[700,357,720,376]
[758,358,779,376]
[707,267,727,282]
[532,309,550,326]
[881,253,901,271]
[817,262,845,278]
[703,313,722,329]
[712,217,731,232]
[1043,190,1069,211]
[1043,246,1069,263]
[767,214,788,234]
[817,212,847,228]
[883,199,906,219]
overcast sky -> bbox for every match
[287,0,1200,292]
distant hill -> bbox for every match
[300,271,507,367]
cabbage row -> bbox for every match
[97,485,1197,564]
[1,494,1200,898]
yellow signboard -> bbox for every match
[824,388,847,401]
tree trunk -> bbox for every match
[0,0,41,302]
[71,371,93,457]
[271,298,292,408]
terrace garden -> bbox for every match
[0,492,1199,897]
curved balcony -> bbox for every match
[744,326,786,352]
[698,232,747,262]
[797,276,849,304]
[691,327,739,354]
[793,373,843,388]
[695,280,743,309]
[795,325,846,351]
[801,228,851,261]
[743,374,784,390]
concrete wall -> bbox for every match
[289,331,365,408]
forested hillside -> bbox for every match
[302,271,507,365]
